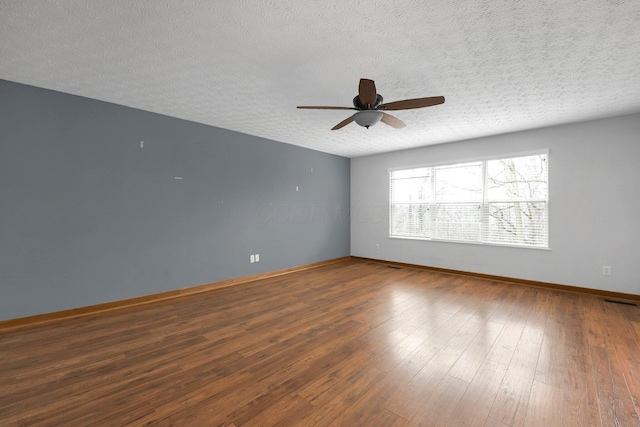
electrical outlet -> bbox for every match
[255,254,260,262]
[376,243,380,249]
[250,254,255,263]
[602,265,611,276]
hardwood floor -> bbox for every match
[1,260,639,426]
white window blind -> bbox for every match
[390,152,548,248]
[389,167,431,238]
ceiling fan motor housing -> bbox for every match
[353,94,383,109]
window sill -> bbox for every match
[388,235,550,250]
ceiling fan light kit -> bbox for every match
[297,78,445,130]
[354,110,383,128]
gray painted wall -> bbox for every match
[352,113,640,295]
[0,80,350,321]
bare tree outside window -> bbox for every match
[486,155,548,246]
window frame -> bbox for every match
[389,150,549,249]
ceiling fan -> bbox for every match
[297,78,445,130]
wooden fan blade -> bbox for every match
[331,115,355,130]
[358,79,377,107]
[297,106,356,110]
[379,96,445,111]
[380,112,406,129]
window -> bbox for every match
[390,152,548,248]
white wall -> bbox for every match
[351,113,640,295]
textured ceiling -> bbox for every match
[2,1,640,158]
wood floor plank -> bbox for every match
[406,374,469,427]
[365,409,408,427]
[583,296,608,348]
[614,335,640,420]
[447,320,504,382]
[562,294,601,427]
[534,291,567,389]
[632,320,640,350]
[297,341,373,404]
[523,380,564,427]
[297,365,387,426]
[591,343,640,425]
[1,260,638,426]
[242,394,314,427]
[383,288,498,411]
[444,359,508,427]
[596,300,640,418]
[384,315,480,419]
[349,341,442,420]
[518,289,551,345]
[483,417,511,427]
[489,338,541,426]
[485,319,525,365]
[322,372,405,426]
